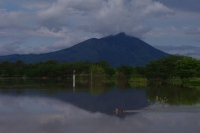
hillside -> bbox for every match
[0,33,169,66]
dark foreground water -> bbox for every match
[0,78,200,133]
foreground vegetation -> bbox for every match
[0,55,200,85]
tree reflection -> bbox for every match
[90,79,116,95]
[0,78,116,96]
[1,78,200,106]
[146,85,200,105]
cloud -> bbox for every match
[184,27,200,35]
[0,41,25,55]
[0,9,38,41]
[32,26,67,38]
[0,9,29,30]
[36,0,174,37]
[5,0,200,56]
[9,0,171,54]
[156,0,200,13]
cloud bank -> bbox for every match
[36,0,173,36]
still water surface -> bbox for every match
[0,78,200,133]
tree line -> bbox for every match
[145,55,200,82]
[0,55,199,83]
[0,60,116,78]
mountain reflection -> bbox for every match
[0,95,200,133]
[0,88,148,117]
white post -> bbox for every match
[90,68,92,90]
[73,70,75,92]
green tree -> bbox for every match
[14,60,26,77]
[145,55,183,82]
[0,61,15,77]
[37,60,60,77]
[91,65,106,80]
[117,65,138,79]
[135,66,147,77]
[176,57,199,82]
[25,63,40,77]
[95,61,116,76]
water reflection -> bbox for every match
[0,78,200,132]
[0,88,148,117]
[146,85,200,105]
[0,95,200,133]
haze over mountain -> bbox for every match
[154,45,200,59]
[0,33,169,67]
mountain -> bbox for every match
[0,32,169,66]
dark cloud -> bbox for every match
[37,17,68,31]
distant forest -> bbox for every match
[0,55,199,83]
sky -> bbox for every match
[0,0,200,58]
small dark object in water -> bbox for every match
[114,108,125,114]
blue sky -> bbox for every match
[0,0,200,58]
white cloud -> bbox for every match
[78,0,173,37]
[131,0,174,17]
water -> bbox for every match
[0,78,200,133]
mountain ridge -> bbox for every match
[0,33,169,66]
